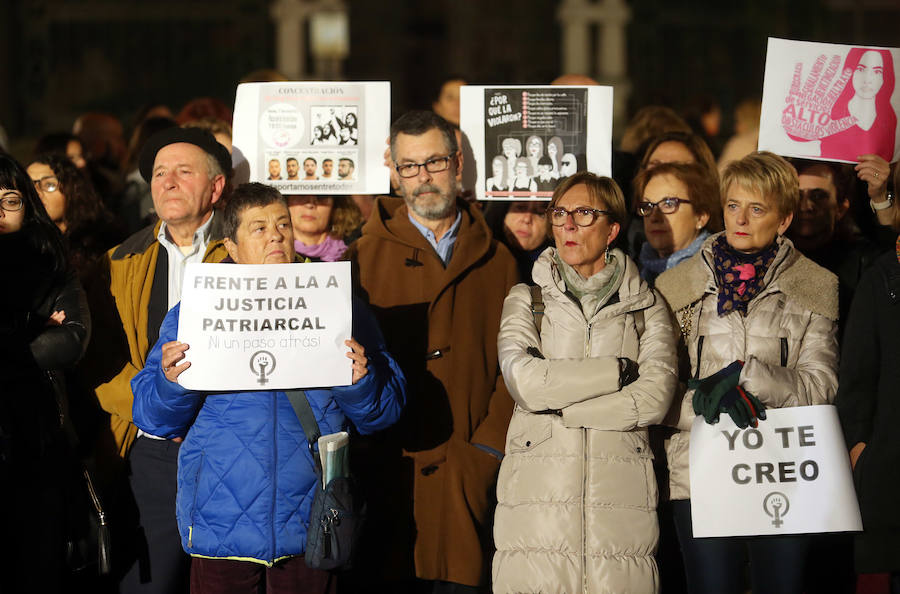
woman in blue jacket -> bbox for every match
[132,183,406,594]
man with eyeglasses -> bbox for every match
[344,110,518,593]
[338,157,354,180]
[86,127,231,594]
[786,158,879,334]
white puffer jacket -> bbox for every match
[655,233,839,501]
[493,248,677,594]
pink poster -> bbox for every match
[759,38,900,164]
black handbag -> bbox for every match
[285,389,365,571]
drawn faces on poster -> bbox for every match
[487,135,583,195]
[310,106,360,146]
[784,47,897,162]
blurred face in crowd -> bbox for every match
[504,201,546,252]
[151,142,223,228]
[641,173,708,257]
[853,50,884,100]
[322,159,333,177]
[393,128,459,221]
[432,79,465,125]
[287,195,333,242]
[0,188,25,234]
[66,140,87,169]
[723,184,792,254]
[27,162,66,230]
[646,141,695,168]
[224,202,295,265]
[268,159,281,179]
[286,159,299,179]
[551,183,620,278]
[790,164,848,249]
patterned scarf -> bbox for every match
[712,234,779,316]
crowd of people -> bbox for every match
[0,71,899,594]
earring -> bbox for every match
[604,246,611,264]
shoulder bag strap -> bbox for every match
[285,389,323,473]
[530,284,545,334]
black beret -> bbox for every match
[138,127,232,182]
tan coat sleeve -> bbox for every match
[561,294,678,431]
[498,285,622,412]
[741,311,839,407]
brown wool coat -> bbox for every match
[85,218,228,458]
[345,197,519,587]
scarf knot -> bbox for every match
[712,234,778,316]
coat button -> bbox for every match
[421,465,439,476]
[525,441,532,447]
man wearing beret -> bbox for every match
[89,127,231,594]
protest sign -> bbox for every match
[689,405,861,537]
[759,37,900,164]
[176,261,353,391]
[460,85,613,200]
[232,81,390,193]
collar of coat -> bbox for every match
[655,232,839,322]
[363,195,495,272]
[110,212,226,261]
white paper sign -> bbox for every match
[460,85,613,201]
[176,262,353,391]
[232,81,390,193]
[759,37,900,164]
[689,405,861,537]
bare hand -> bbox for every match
[855,154,891,200]
[850,441,866,470]
[345,338,368,384]
[161,341,191,384]
[47,310,66,326]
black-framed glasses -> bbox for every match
[637,197,691,217]
[548,206,610,227]
[0,194,24,212]
[32,175,59,193]
[395,154,455,178]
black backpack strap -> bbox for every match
[530,285,545,333]
[285,389,323,473]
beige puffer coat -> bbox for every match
[493,248,677,594]
[655,234,839,501]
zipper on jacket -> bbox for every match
[189,452,205,548]
[780,337,788,367]
[694,336,705,379]
[582,428,589,594]
[585,323,592,357]
[271,392,278,560]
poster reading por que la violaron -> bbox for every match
[232,82,390,194]
[759,38,900,164]
[460,85,613,201]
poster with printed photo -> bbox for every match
[759,38,900,164]
[232,82,389,194]
[460,85,613,201]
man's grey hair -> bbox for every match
[389,110,459,162]
[206,152,225,180]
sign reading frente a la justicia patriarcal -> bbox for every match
[689,405,862,538]
[176,262,353,391]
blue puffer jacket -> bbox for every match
[132,298,406,565]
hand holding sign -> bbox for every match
[720,385,767,429]
[783,53,855,141]
[162,341,191,384]
[689,360,744,424]
[345,338,368,384]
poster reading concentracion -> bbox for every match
[460,85,613,201]
[232,81,390,194]
[759,38,900,164]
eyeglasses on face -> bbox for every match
[548,206,610,227]
[395,154,455,179]
[32,175,59,193]
[0,194,24,212]
[637,197,691,217]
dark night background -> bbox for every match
[1,0,897,158]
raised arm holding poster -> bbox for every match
[759,37,900,164]
[689,405,861,538]
[232,81,390,194]
[175,261,353,391]
[460,85,613,201]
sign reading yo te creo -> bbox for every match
[689,405,862,537]
[175,261,353,391]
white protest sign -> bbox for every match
[176,262,352,391]
[759,37,900,164]
[460,85,613,201]
[232,81,390,193]
[689,405,861,537]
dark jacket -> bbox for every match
[836,251,900,573]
